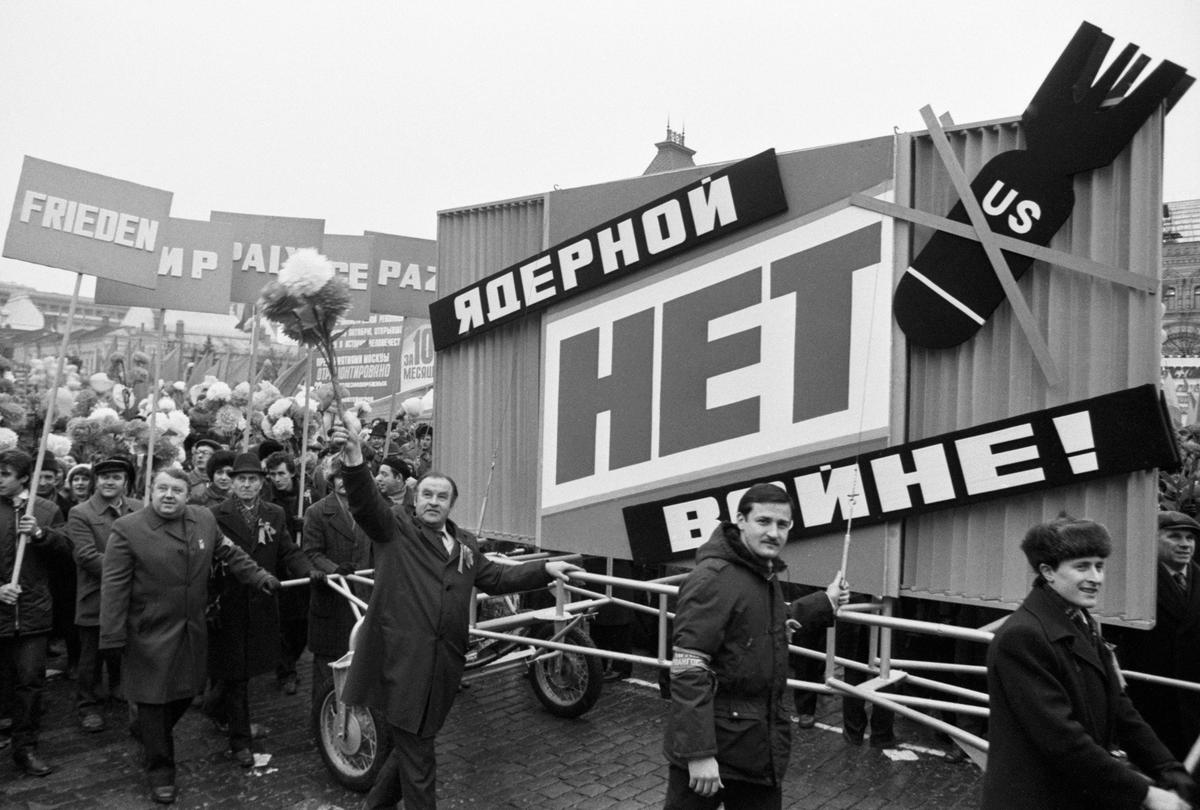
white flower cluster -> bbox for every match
[46,433,72,458]
[0,427,17,451]
[271,416,295,440]
[205,381,233,403]
[90,407,121,424]
[150,409,191,437]
[278,248,334,295]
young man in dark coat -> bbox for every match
[0,448,67,778]
[263,450,311,696]
[302,456,372,702]
[206,453,317,767]
[330,414,579,810]
[663,482,847,810]
[1118,511,1200,761]
[983,515,1195,810]
[68,454,142,733]
[100,467,280,804]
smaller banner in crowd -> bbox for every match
[210,210,326,305]
[623,385,1179,561]
[321,234,373,321]
[5,156,173,288]
[399,319,434,393]
[93,218,234,314]
[365,231,438,318]
[315,316,406,401]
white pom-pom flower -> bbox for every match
[46,433,72,458]
[172,381,186,392]
[157,396,176,412]
[278,248,335,295]
[166,410,190,436]
[268,398,294,419]
[206,381,233,402]
[90,406,121,424]
[0,427,17,451]
[271,416,295,440]
[89,372,114,393]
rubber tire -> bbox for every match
[527,624,604,718]
[312,682,393,793]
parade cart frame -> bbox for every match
[297,559,1200,789]
[296,548,610,793]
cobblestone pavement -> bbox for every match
[3,652,983,809]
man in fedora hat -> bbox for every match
[68,455,141,733]
[1118,511,1200,762]
[206,452,319,768]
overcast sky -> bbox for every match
[3,0,1197,296]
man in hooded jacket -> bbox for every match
[664,482,848,810]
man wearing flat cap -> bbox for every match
[68,455,141,733]
[185,437,222,491]
[1120,511,1200,762]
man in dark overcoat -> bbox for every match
[1118,511,1200,761]
[0,448,67,778]
[302,456,372,702]
[68,454,141,733]
[207,452,317,766]
[330,415,579,810]
[983,515,1194,810]
[100,467,279,804]
[263,450,311,696]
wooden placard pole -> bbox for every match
[296,352,314,524]
[243,303,260,451]
[11,272,83,586]
[144,308,165,501]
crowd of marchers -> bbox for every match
[0,405,433,804]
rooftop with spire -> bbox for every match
[643,121,696,175]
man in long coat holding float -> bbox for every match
[100,467,279,805]
[330,413,580,810]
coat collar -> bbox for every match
[697,522,787,580]
[145,506,190,542]
[1022,582,1106,673]
[85,492,135,516]
[320,493,361,540]
[1158,560,1200,617]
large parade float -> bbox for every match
[5,18,1194,788]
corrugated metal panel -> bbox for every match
[434,196,546,544]
[899,111,1166,625]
